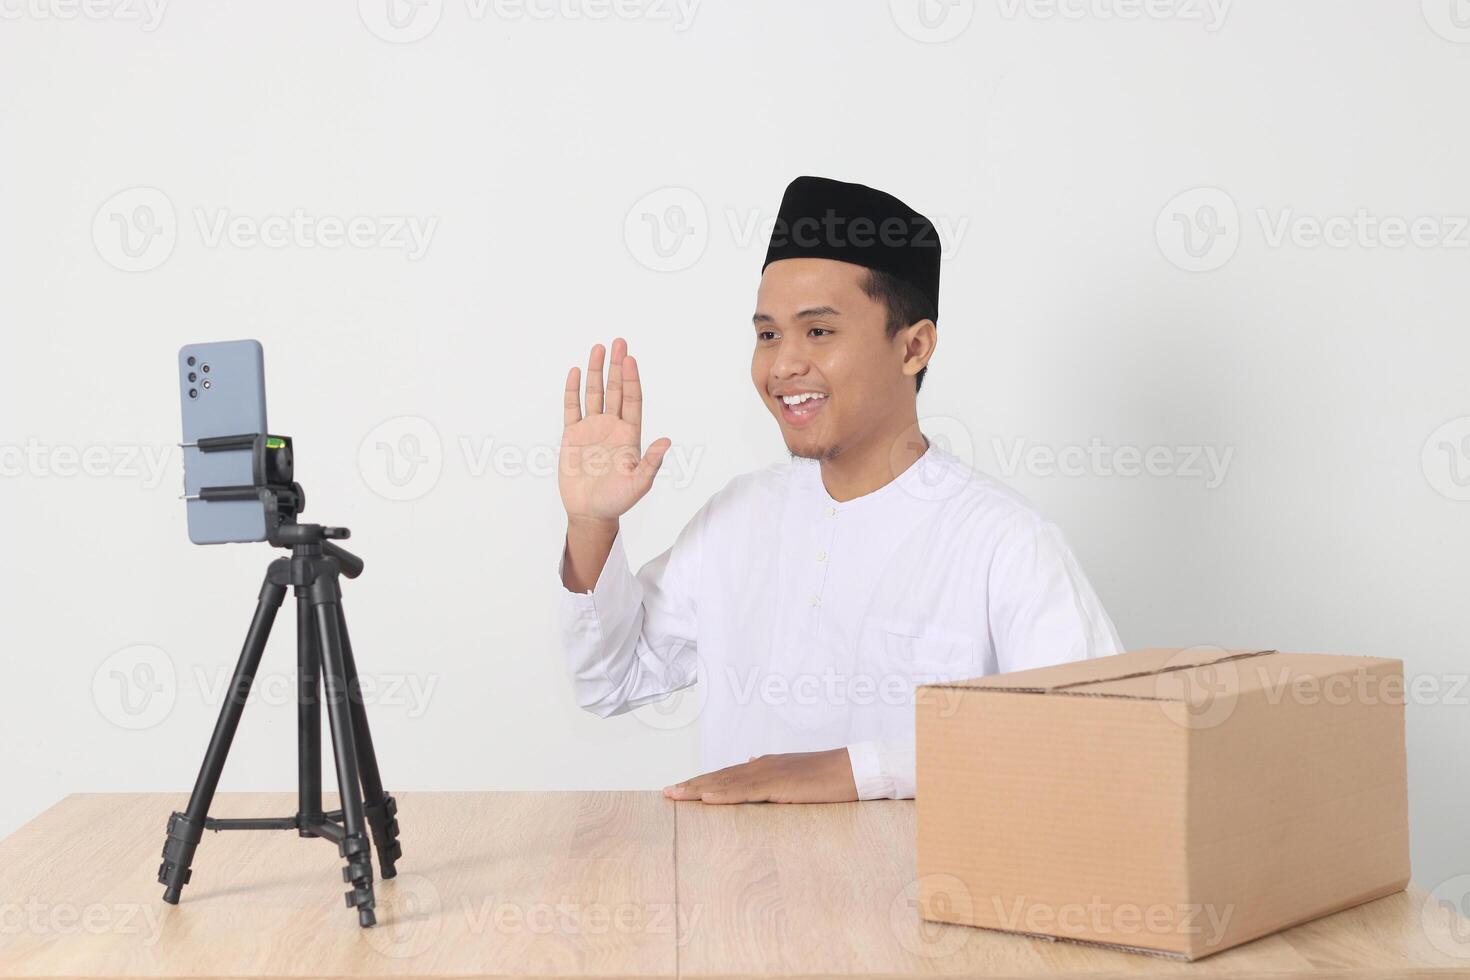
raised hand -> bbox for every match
[560,338,672,524]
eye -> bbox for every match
[757,330,778,341]
[809,327,832,337]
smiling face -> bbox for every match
[751,257,933,462]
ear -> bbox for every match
[899,319,936,381]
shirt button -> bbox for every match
[816,550,827,561]
[809,595,822,607]
[826,506,838,518]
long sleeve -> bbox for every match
[847,514,1122,802]
[846,734,916,801]
[987,514,1123,672]
[555,505,708,718]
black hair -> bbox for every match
[861,268,935,393]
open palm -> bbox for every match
[560,338,671,523]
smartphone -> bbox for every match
[179,340,270,544]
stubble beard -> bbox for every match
[788,442,842,462]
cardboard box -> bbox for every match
[915,647,1410,960]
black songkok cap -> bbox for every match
[761,175,940,318]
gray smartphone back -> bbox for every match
[179,340,269,544]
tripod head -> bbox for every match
[271,519,364,579]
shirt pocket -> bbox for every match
[868,616,983,684]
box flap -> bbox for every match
[928,648,1404,704]
[934,647,1276,697]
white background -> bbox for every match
[1,0,1467,896]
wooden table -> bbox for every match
[1,793,1465,978]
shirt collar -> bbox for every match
[798,436,962,511]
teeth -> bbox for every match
[781,392,827,406]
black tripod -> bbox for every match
[157,435,401,927]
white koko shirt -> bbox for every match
[555,442,1123,799]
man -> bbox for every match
[556,176,1121,804]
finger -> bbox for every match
[585,344,605,415]
[563,367,582,427]
[622,353,644,432]
[701,784,767,805]
[663,760,740,799]
[663,776,711,800]
[606,337,627,419]
[635,438,672,491]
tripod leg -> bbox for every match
[159,573,287,905]
[310,575,377,928]
[336,602,402,879]
[296,588,323,833]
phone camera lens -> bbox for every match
[186,356,196,366]
[188,388,198,399]
[202,380,212,389]
[201,364,210,373]
[188,372,197,382]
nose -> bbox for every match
[770,336,811,385]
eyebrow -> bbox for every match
[752,306,843,325]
